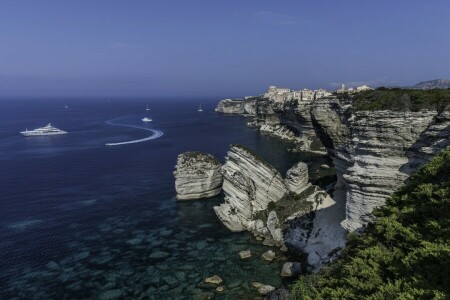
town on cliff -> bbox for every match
[174,82,450,298]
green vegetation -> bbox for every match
[336,88,450,112]
[180,151,221,166]
[292,148,450,299]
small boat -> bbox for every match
[146,105,150,111]
[198,104,203,112]
[65,105,69,109]
[21,123,68,136]
[142,117,152,122]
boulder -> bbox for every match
[174,152,222,200]
[281,262,302,277]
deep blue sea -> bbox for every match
[0,98,330,299]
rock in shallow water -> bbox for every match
[174,152,222,200]
[281,262,302,277]
[99,289,123,300]
[204,275,223,285]
[238,249,252,259]
[261,250,275,261]
[257,284,276,295]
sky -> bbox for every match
[0,0,450,98]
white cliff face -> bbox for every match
[216,96,325,152]
[174,152,223,200]
[213,145,287,232]
[215,99,244,114]
[284,185,346,267]
[312,97,450,232]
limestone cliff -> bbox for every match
[311,97,450,232]
[215,99,244,114]
[213,145,287,233]
[174,152,223,200]
[213,146,344,266]
[217,97,324,152]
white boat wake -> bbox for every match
[105,119,163,146]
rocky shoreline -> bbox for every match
[173,87,450,298]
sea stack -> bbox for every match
[174,152,223,200]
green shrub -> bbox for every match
[292,147,450,299]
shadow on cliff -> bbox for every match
[400,110,450,175]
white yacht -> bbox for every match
[21,123,68,136]
[198,104,203,112]
[142,117,152,122]
[146,105,150,111]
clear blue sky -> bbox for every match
[1,0,449,98]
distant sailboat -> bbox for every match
[146,105,150,111]
[198,104,203,112]
[65,105,69,109]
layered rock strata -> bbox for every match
[215,99,244,114]
[213,145,287,233]
[174,152,223,200]
[311,97,450,232]
[217,96,324,152]
[214,145,345,266]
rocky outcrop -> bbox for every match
[216,96,325,152]
[285,162,310,194]
[215,99,244,114]
[311,97,450,232]
[213,146,345,266]
[213,145,287,232]
[174,152,223,200]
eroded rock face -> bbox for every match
[215,99,244,114]
[174,152,222,200]
[285,162,310,194]
[311,97,450,232]
[213,145,287,232]
[216,96,325,152]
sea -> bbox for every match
[0,98,331,299]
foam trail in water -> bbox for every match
[105,119,164,146]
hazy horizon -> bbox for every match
[1,0,450,98]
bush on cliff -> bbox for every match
[292,147,450,299]
[337,88,450,112]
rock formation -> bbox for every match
[215,99,244,114]
[216,96,325,152]
[311,97,450,232]
[213,145,345,266]
[213,145,287,233]
[285,162,310,194]
[174,152,223,200]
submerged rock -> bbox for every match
[238,250,252,259]
[257,284,276,295]
[205,275,223,285]
[174,152,223,200]
[99,289,123,300]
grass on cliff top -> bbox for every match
[252,187,317,226]
[337,88,450,112]
[292,147,450,300]
[180,151,221,165]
